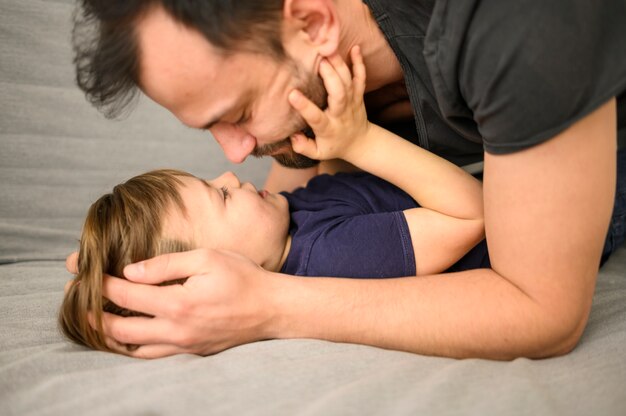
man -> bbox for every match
[68,0,626,359]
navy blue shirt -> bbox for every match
[280,172,490,278]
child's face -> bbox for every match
[163,172,290,270]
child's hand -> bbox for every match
[288,46,369,162]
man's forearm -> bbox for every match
[267,268,583,360]
[263,161,319,193]
[263,159,359,193]
[265,98,618,360]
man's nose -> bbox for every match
[210,124,256,164]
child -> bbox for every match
[59,47,489,353]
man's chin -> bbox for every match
[272,152,320,169]
[252,137,320,169]
[280,129,320,169]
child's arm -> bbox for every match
[288,47,484,274]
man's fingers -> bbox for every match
[64,279,74,295]
[128,344,189,359]
[123,249,218,285]
[102,332,132,354]
[66,251,79,274]
[98,312,180,346]
[98,332,185,359]
[103,275,184,318]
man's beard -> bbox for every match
[251,127,318,169]
[251,65,327,169]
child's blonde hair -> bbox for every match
[59,169,195,353]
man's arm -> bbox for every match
[263,161,318,193]
[273,98,617,358]
[264,159,360,193]
[94,98,616,359]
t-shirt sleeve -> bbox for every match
[304,211,416,278]
[457,0,626,154]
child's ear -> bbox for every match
[283,0,340,57]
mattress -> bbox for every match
[1,1,625,414]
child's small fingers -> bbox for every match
[319,60,347,115]
[288,89,327,130]
[351,46,366,102]
[290,133,318,158]
[327,53,352,86]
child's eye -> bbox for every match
[221,186,230,200]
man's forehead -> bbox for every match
[135,6,244,127]
[136,8,219,92]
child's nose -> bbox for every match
[217,171,241,188]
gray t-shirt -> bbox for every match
[365,0,626,157]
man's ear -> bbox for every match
[283,0,340,57]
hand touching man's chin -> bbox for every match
[253,137,321,169]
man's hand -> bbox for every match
[68,249,280,358]
[288,46,369,162]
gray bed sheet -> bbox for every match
[1,1,625,415]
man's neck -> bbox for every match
[336,0,404,91]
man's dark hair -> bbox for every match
[73,0,285,118]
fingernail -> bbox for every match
[124,262,145,279]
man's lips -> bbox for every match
[258,190,269,198]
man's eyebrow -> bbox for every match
[200,109,228,130]
[200,99,250,130]
[201,118,219,131]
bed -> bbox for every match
[2,1,625,414]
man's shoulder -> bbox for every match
[425,0,626,155]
